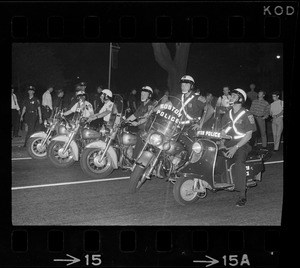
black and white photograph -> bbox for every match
[11,42,284,225]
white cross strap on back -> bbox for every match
[180,94,194,120]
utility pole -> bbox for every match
[108,43,120,90]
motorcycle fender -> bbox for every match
[50,136,79,161]
[51,135,69,142]
[85,140,118,169]
[137,151,154,168]
[30,131,47,139]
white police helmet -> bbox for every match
[102,89,113,98]
[180,75,195,85]
[231,88,247,103]
[141,86,153,94]
[76,90,86,97]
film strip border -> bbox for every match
[0,2,297,41]
[1,1,297,267]
[1,227,282,267]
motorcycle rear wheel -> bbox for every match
[129,165,147,193]
[27,137,48,160]
[173,177,200,206]
[47,140,75,168]
[80,148,114,179]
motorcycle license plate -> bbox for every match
[196,130,221,139]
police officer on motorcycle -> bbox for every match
[87,89,115,126]
[179,75,206,125]
[63,90,94,118]
[126,86,156,161]
[219,88,257,207]
[177,75,207,154]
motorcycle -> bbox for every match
[80,94,137,179]
[47,110,102,168]
[26,109,68,160]
[172,129,268,205]
[128,95,196,193]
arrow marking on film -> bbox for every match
[53,254,80,266]
[193,255,219,267]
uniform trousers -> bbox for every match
[272,117,283,150]
[231,143,252,193]
[254,116,267,147]
[24,113,38,145]
[11,109,20,136]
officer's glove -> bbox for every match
[192,123,201,131]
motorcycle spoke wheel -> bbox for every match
[88,150,111,172]
[27,137,48,159]
[80,148,114,179]
[48,141,75,167]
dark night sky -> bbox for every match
[17,42,283,98]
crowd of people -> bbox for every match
[11,78,283,207]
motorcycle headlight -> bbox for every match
[149,133,163,146]
[192,142,203,154]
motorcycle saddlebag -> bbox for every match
[229,155,264,180]
[245,157,264,179]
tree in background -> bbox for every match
[152,43,190,94]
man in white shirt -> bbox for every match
[270,91,283,152]
[87,89,114,125]
[42,85,54,120]
[11,86,21,138]
[64,91,94,118]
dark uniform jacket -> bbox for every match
[134,99,155,130]
[221,107,257,147]
[179,93,206,121]
[23,97,41,118]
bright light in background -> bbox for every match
[276,55,281,59]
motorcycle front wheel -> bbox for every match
[47,140,75,168]
[27,137,48,160]
[129,165,148,193]
[80,148,114,179]
[173,177,200,206]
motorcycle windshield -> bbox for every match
[146,95,183,139]
[108,94,124,127]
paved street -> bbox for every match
[11,140,283,225]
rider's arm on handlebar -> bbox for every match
[126,114,136,122]
[91,110,111,121]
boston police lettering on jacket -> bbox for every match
[221,107,256,147]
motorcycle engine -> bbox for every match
[171,150,188,168]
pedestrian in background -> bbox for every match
[20,86,43,147]
[11,85,21,138]
[216,86,231,116]
[52,88,66,115]
[270,91,283,152]
[215,86,231,129]
[249,90,270,149]
[201,92,216,131]
[42,85,54,121]
[91,85,103,111]
[247,83,258,103]
[126,88,138,116]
